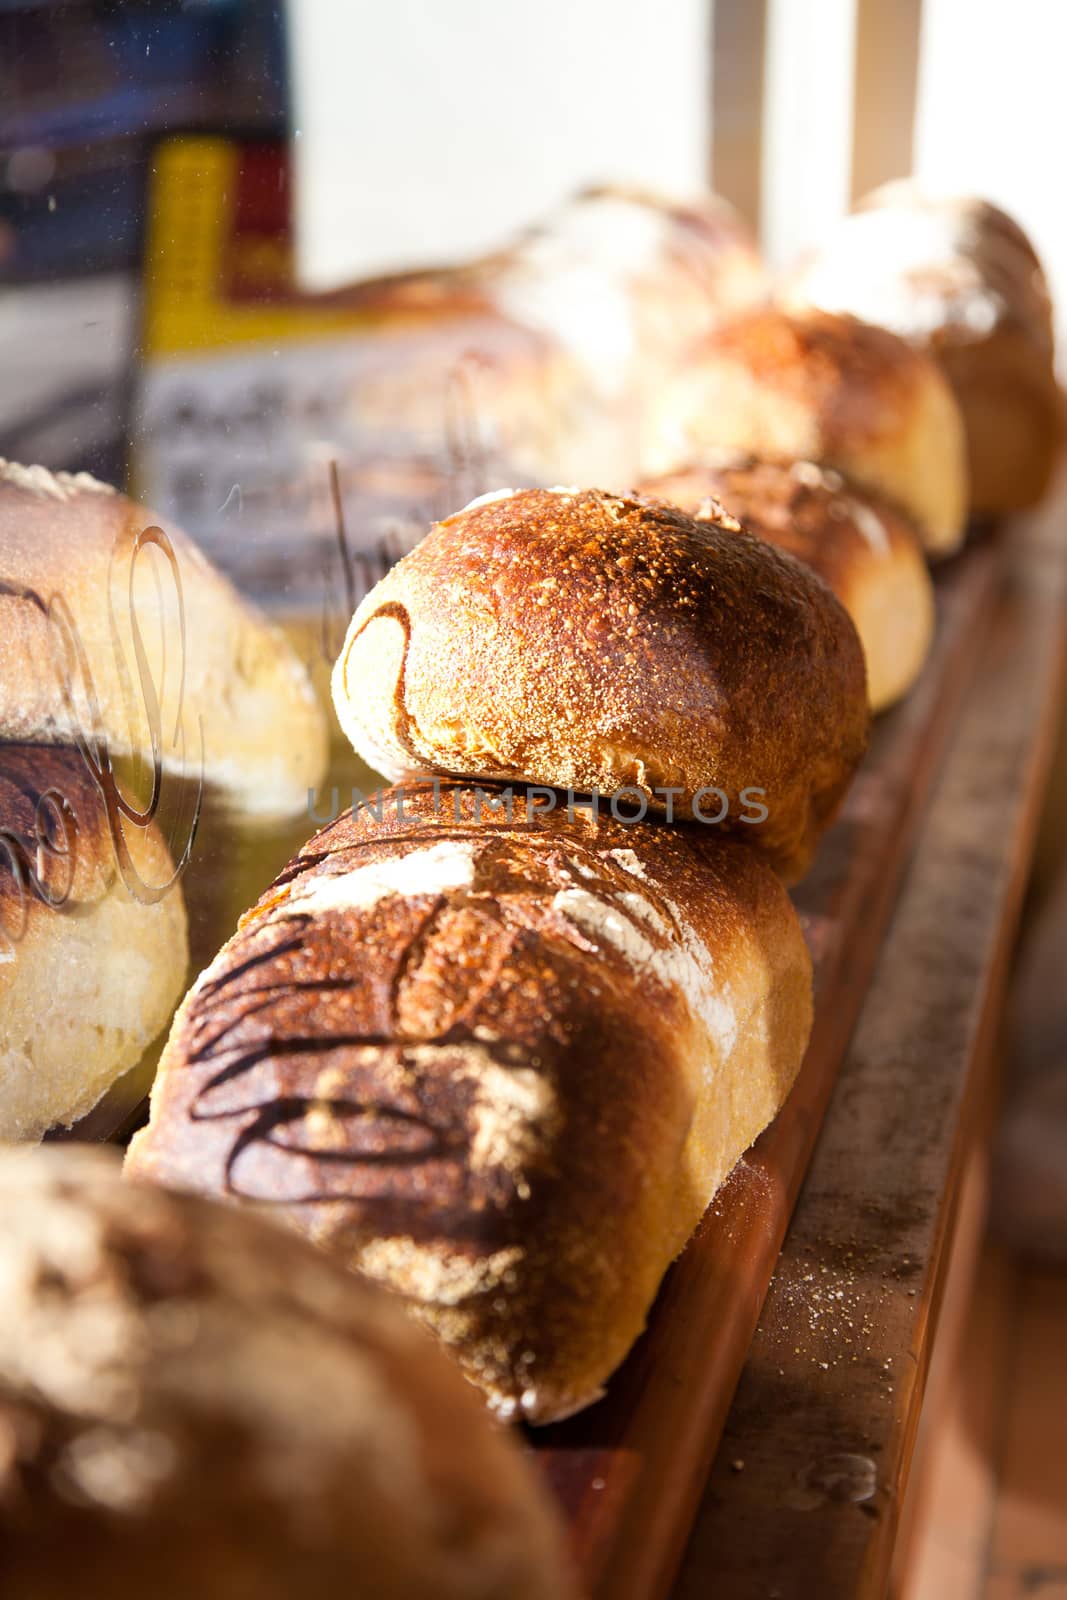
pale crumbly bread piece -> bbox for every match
[636,456,935,713]
[330,487,868,883]
[0,1146,573,1600]
[641,306,969,556]
[782,183,1060,517]
[0,744,188,1141]
[0,462,328,817]
[126,782,814,1423]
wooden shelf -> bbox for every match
[669,480,1067,1599]
[532,472,1067,1599]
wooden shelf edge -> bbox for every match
[669,487,1067,1600]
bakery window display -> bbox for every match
[1,84,1057,1585]
[127,480,871,1423]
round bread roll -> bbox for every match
[636,457,935,712]
[331,486,868,882]
[0,1146,572,1600]
[0,461,328,817]
[126,781,813,1424]
[641,306,969,556]
[0,744,188,1142]
[783,184,1060,517]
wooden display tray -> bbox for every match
[529,528,1008,1599]
[669,480,1067,1600]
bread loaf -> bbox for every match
[480,185,769,488]
[782,183,1060,516]
[482,185,769,401]
[641,306,969,556]
[331,486,868,882]
[126,782,814,1423]
[338,269,601,489]
[636,457,935,712]
[0,1146,572,1600]
[0,744,187,1141]
[0,462,328,818]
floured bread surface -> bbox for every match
[483,184,769,400]
[127,781,813,1423]
[0,1146,572,1600]
[0,462,328,817]
[782,187,1060,517]
[0,744,188,1141]
[331,486,868,882]
[642,307,969,555]
[786,188,1053,349]
[637,457,935,713]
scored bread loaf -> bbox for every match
[0,743,187,1141]
[0,1146,573,1600]
[782,183,1060,516]
[640,306,969,556]
[126,781,814,1424]
[0,461,328,817]
[331,486,868,883]
[636,457,935,713]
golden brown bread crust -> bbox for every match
[642,307,969,555]
[0,462,328,817]
[783,186,1060,516]
[126,782,814,1423]
[635,457,935,712]
[330,487,868,882]
[0,1146,572,1600]
[0,743,188,1140]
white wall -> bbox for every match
[760,0,857,270]
[914,0,1067,356]
[289,0,1067,362]
[287,0,711,290]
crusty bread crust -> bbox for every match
[127,782,813,1423]
[0,744,188,1139]
[0,1146,572,1600]
[331,487,868,882]
[636,457,935,712]
[0,462,328,817]
[642,307,969,555]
